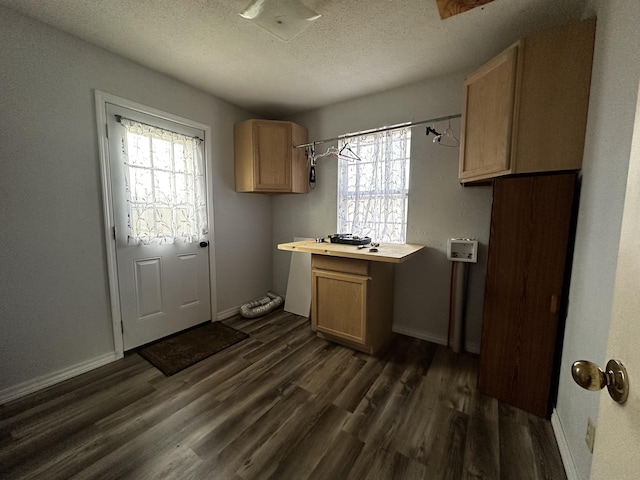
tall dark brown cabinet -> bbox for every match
[479,173,577,417]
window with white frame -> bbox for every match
[337,127,411,243]
[119,118,207,245]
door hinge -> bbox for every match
[112,226,116,240]
[105,123,109,139]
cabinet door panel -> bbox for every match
[459,20,595,184]
[312,270,367,345]
[459,45,518,181]
[479,173,576,417]
[254,121,291,190]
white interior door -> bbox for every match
[589,83,640,478]
[106,104,211,350]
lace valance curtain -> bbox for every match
[337,128,411,244]
[120,118,207,245]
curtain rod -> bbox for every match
[294,113,461,149]
[115,115,204,143]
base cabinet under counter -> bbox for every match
[311,256,394,354]
[279,239,425,355]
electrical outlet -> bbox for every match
[585,418,596,453]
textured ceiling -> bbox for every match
[0,0,590,117]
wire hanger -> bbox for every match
[304,142,361,190]
[315,145,339,159]
[432,118,460,147]
[307,144,361,164]
[338,142,361,161]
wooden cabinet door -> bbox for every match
[234,119,308,193]
[459,44,519,182]
[253,120,291,191]
[459,20,595,184]
[311,269,368,346]
[479,173,576,417]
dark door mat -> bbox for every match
[138,322,249,376]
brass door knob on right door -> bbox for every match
[571,359,629,403]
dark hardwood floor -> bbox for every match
[0,310,567,479]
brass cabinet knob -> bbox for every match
[571,359,629,403]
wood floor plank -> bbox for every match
[191,334,319,408]
[231,393,332,479]
[462,393,500,480]
[0,368,158,476]
[307,430,364,480]
[188,379,299,458]
[233,312,307,345]
[499,403,539,480]
[528,413,568,480]
[264,403,351,480]
[392,347,450,461]
[332,354,385,412]
[293,345,368,407]
[0,311,569,480]
[348,443,429,480]
[68,387,247,479]
[0,354,151,428]
[341,335,415,439]
[422,407,468,479]
[119,446,204,480]
[201,385,313,470]
[240,317,315,364]
[69,352,307,478]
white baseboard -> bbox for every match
[216,308,480,354]
[217,306,240,321]
[392,324,480,354]
[1,304,264,405]
[552,409,578,480]
[0,351,119,405]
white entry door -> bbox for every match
[105,103,211,350]
[588,82,640,478]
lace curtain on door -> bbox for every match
[120,118,207,245]
[337,128,411,243]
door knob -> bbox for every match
[199,241,209,248]
[571,359,629,403]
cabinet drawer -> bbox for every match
[312,256,369,276]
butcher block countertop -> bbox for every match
[277,239,424,263]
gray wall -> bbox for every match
[3,3,640,479]
[272,3,640,478]
[555,2,640,479]
[274,73,494,351]
[0,7,271,394]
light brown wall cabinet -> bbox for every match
[234,119,309,193]
[459,19,596,183]
[479,173,577,418]
[311,256,394,355]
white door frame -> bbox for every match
[94,90,217,358]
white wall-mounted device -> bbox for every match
[447,238,478,263]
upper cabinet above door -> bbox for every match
[459,19,596,184]
[234,119,309,193]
